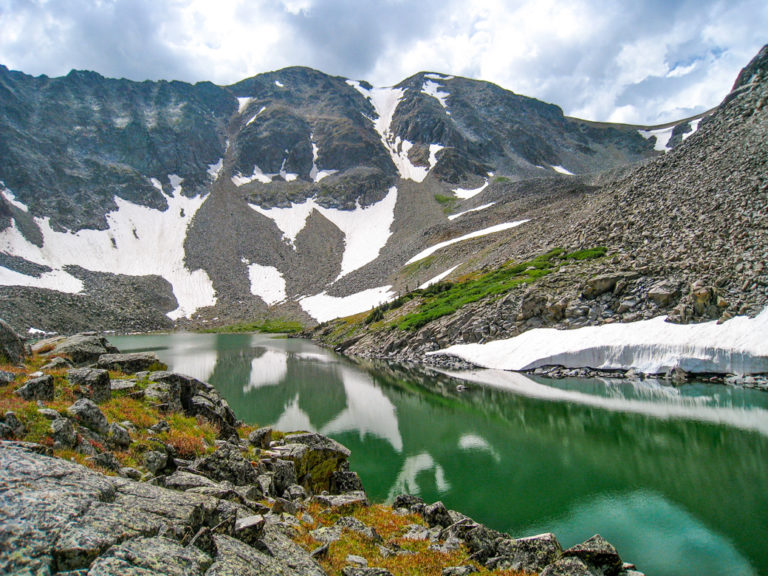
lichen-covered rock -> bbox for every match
[68,367,111,403]
[15,374,54,401]
[0,369,16,385]
[191,443,257,486]
[40,356,73,370]
[234,514,266,546]
[0,318,25,364]
[313,491,369,510]
[97,352,166,373]
[491,532,563,572]
[107,422,131,449]
[143,450,169,475]
[248,426,273,448]
[165,470,221,491]
[540,556,597,576]
[146,371,239,440]
[87,536,213,576]
[48,333,119,365]
[51,417,78,449]
[279,432,351,494]
[423,501,453,528]
[206,533,302,576]
[341,567,393,576]
[561,534,623,576]
[331,470,364,494]
[67,398,109,435]
[257,525,327,576]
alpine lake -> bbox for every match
[110,332,768,576]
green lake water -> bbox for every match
[111,332,768,576]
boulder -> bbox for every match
[191,443,257,486]
[248,426,273,449]
[143,450,169,475]
[47,334,119,365]
[233,514,265,546]
[40,356,73,370]
[51,417,78,449]
[647,281,678,307]
[0,370,16,385]
[582,274,627,299]
[88,536,212,576]
[519,291,548,320]
[68,368,111,403]
[280,432,352,493]
[15,374,54,401]
[207,533,307,576]
[443,566,478,576]
[491,532,563,572]
[336,516,381,542]
[107,422,131,449]
[313,491,369,510]
[331,470,365,494]
[97,352,166,374]
[2,411,25,437]
[561,534,623,576]
[392,493,426,514]
[423,501,453,528]
[88,452,121,471]
[0,319,25,364]
[146,371,239,440]
[257,524,327,576]
[341,568,393,576]
[67,398,109,435]
[540,556,597,576]
[263,458,297,496]
[164,470,221,491]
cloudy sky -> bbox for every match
[1,0,766,125]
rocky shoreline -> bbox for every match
[0,324,644,575]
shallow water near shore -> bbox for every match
[111,332,768,576]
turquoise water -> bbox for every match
[111,332,768,576]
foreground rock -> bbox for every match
[0,319,26,364]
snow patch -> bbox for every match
[682,118,702,141]
[639,126,675,152]
[419,264,461,289]
[0,185,29,212]
[551,165,574,175]
[347,80,442,182]
[207,158,223,180]
[309,137,338,182]
[452,180,488,199]
[422,80,450,112]
[447,202,496,221]
[0,267,83,293]
[0,178,216,319]
[236,97,254,114]
[231,165,273,186]
[246,106,267,126]
[430,308,768,376]
[27,327,47,335]
[250,186,398,279]
[244,260,286,305]
[300,285,395,323]
[405,221,529,265]
[424,73,454,80]
[274,80,284,88]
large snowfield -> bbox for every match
[299,285,395,323]
[250,186,398,280]
[431,308,768,376]
[0,180,216,319]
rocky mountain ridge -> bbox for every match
[310,45,768,365]
[0,58,706,333]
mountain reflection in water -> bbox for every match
[111,332,768,576]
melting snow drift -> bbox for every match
[406,221,529,265]
[300,285,395,323]
[430,308,768,375]
[0,180,216,320]
[251,186,398,279]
